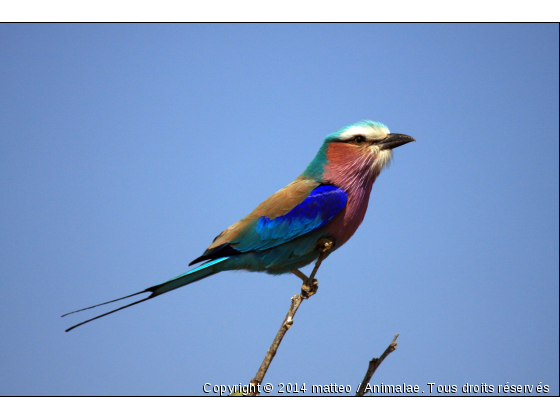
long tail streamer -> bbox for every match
[63,257,229,332]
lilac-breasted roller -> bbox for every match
[63,120,415,331]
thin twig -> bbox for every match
[356,334,399,396]
[247,294,303,395]
[247,238,334,396]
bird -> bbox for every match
[63,120,415,332]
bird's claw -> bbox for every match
[301,279,318,299]
[317,238,334,254]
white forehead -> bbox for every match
[338,123,390,141]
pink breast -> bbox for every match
[322,143,383,246]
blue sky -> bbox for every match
[1,24,558,396]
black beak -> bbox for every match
[378,133,416,150]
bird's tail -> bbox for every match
[62,257,229,332]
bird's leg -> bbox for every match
[290,268,308,282]
[291,237,335,299]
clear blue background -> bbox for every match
[1,24,558,396]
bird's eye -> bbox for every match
[352,135,366,144]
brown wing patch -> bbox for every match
[206,176,320,251]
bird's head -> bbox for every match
[302,120,415,186]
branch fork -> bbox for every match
[356,334,400,396]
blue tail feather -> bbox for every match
[146,257,229,297]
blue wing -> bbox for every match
[233,185,347,253]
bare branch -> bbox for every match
[247,294,303,395]
[356,334,399,396]
[247,238,334,396]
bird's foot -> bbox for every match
[289,238,334,299]
[316,237,335,254]
[301,279,319,299]
[290,269,318,299]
